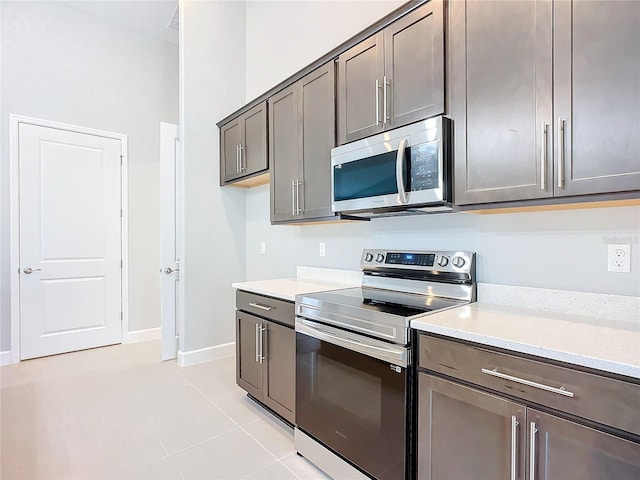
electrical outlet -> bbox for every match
[260,242,266,255]
[319,242,326,257]
[608,244,630,272]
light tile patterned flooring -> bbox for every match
[0,340,331,480]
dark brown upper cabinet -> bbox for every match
[220,101,268,186]
[269,62,337,224]
[337,0,444,145]
[453,0,640,206]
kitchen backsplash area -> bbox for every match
[246,184,640,297]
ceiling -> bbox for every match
[60,0,179,45]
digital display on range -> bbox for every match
[385,252,435,266]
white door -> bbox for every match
[160,122,180,361]
[19,123,123,360]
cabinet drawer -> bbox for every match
[419,335,640,436]
[236,290,294,327]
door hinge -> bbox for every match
[120,209,123,218]
[120,311,123,322]
[120,155,124,165]
[120,260,123,268]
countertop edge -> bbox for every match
[412,321,640,380]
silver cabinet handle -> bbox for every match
[375,79,381,125]
[383,75,390,124]
[259,325,266,364]
[236,144,240,173]
[481,368,574,397]
[255,323,260,363]
[23,267,42,274]
[239,144,245,172]
[511,415,519,480]
[540,122,547,190]
[395,138,409,204]
[557,118,565,188]
[164,267,179,274]
[530,421,538,480]
[249,302,273,311]
[295,180,302,215]
[291,179,296,216]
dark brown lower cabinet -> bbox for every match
[236,310,295,424]
[418,374,526,480]
[529,409,640,480]
[417,334,640,480]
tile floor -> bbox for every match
[0,340,331,480]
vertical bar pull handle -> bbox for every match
[375,79,381,125]
[558,118,565,188]
[255,323,260,363]
[258,325,266,364]
[540,123,547,190]
[383,76,390,124]
[239,144,245,172]
[236,144,240,173]
[295,180,302,215]
[511,416,519,480]
[291,179,296,216]
[530,421,538,480]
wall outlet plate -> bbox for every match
[319,242,326,257]
[608,244,630,273]
[260,242,266,255]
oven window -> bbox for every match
[296,332,407,480]
[333,149,409,202]
[317,355,382,429]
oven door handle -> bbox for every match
[396,137,409,205]
[296,318,409,368]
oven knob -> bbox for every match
[452,256,466,268]
[437,256,449,267]
[365,253,374,262]
[376,253,385,263]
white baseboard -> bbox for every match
[0,351,14,366]
[178,342,235,367]
[125,327,161,344]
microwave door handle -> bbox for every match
[396,138,409,204]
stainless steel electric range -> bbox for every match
[294,249,476,480]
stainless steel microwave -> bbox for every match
[331,117,452,218]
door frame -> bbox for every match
[9,114,129,364]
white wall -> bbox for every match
[0,1,178,351]
[247,185,640,296]
[243,1,640,297]
[245,0,405,100]
[179,0,247,353]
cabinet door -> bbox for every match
[300,63,336,220]
[384,0,444,130]
[242,101,268,177]
[261,320,295,424]
[418,374,526,480]
[528,409,640,480]
[220,117,242,184]
[554,0,640,196]
[236,312,262,400]
[337,33,384,145]
[269,86,299,223]
[452,0,553,205]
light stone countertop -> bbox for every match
[231,267,361,302]
[412,302,640,379]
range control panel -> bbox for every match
[361,249,474,274]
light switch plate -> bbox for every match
[319,243,326,257]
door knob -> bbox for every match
[23,267,42,274]
[164,267,179,274]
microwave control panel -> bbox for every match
[410,140,440,191]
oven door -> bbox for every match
[295,318,410,480]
